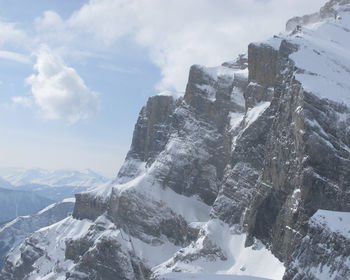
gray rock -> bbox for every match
[2,1,350,279]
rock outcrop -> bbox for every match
[1,1,350,279]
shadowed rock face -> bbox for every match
[248,43,278,88]
[2,1,350,279]
[126,95,177,165]
[73,192,107,221]
[244,38,350,267]
[66,237,151,280]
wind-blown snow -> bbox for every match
[157,90,184,100]
[289,10,350,106]
[198,65,247,82]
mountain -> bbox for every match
[1,0,350,279]
[0,198,75,269]
[14,184,88,202]
[0,178,13,190]
[0,168,110,201]
[0,188,54,224]
[0,168,110,188]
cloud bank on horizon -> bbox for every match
[1,0,327,123]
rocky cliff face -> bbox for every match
[1,1,350,279]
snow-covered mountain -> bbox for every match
[1,0,350,279]
[0,198,75,269]
[0,168,109,188]
[0,168,110,201]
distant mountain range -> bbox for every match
[0,167,110,188]
[0,168,110,223]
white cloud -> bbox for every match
[0,50,31,64]
[0,21,27,47]
[26,45,99,123]
[0,21,31,64]
[12,96,33,108]
[6,0,329,92]
[48,0,327,91]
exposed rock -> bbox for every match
[2,1,350,279]
[248,43,278,87]
[284,210,350,279]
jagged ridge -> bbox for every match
[1,1,350,279]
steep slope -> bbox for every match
[243,1,350,277]
[1,1,350,279]
[0,198,75,269]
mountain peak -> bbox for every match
[286,0,350,31]
[1,1,350,279]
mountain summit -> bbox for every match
[1,0,350,279]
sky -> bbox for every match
[0,0,328,177]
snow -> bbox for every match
[231,86,245,107]
[310,210,350,239]
[61,197,75,203]
[154,219,285,280]
[158,90,185,100]
[117,158,147,184]
[229,112,244,131]
[0,167,109,188]
[288,11,350,107]
[253,36,282,50]
[132,235,182,268]
[4,216,93,280]
[244,102,271,127]
[36,197,74,214]
[0,198,75,270]
[85,179,115,199]
[9,5,350,279]
[290,188,301,213]
[110,171,211,223]
[201,66,236,80]
[230,102,271,152]
[198,65,247,82]
[158,273,272,280]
